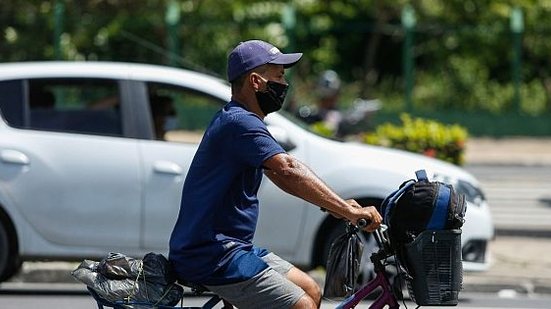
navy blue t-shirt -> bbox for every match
[169,101,285,284]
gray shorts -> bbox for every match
[205,252,305,309]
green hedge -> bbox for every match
[362,114,468,165]
[372,110,551,137]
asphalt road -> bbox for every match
[1,292,551,309]
[465,165,551,235]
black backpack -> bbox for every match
[381,170,467,246]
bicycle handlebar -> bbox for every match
[357,218,370,228]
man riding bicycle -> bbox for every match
[169,39,382,309]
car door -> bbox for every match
[139,82,219,251]
[138,82,306,256]
[0,78,142,250]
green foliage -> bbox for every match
[520,79,547,115]
[1,0,551,135]
[309,122,336,138]
[412,63,516,114]
[363,114,468,165]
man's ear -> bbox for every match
[249,73,264,91]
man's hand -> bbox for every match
[346,200,382,232]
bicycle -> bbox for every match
[86,228,395,309]
[84,221,462,309]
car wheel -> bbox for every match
[0,220,20,282]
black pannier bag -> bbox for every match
[323,223,364,298]
[72,252,183,308]
[381,169,467,306]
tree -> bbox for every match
[1,0,550,117]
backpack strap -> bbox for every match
[455,194,467,222]
[415,169,428,181]
[416,169,454,230]
[382,179,416,227]
[449,189,467,227]
[383,170,431,228]
[426,183,451,229]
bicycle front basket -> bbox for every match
[401,229,463,306]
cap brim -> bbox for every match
[269,53,303,68]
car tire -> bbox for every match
[0,220,20,282]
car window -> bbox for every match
[147,82,222,143]
[0,80,25,127]
[23,79,123,136]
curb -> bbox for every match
[462,278,551,295]
[496,229,551,238]
[0,282,86,295]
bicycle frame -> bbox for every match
[336,226,400,309]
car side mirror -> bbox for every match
[267,125,296,152]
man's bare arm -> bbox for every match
[263,153,381,231]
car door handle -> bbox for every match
[153,161,183,175]
[0,149,30,165]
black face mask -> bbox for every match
[255,80,289,115]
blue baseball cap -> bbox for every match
[227,40,303,82]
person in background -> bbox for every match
[150,94,177,140]
[297,70,380,137]
[296,70,343,132]
[29,87,55,109]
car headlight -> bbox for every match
[432,173,485,208]
[455,179,485,207]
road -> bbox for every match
[465,165,551,234]
[0,291,551,309]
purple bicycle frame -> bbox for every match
[336,268,399,309]
[336,226,400,309]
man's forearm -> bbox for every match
[265,156,353,217]
[263,153,382,231]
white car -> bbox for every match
[0,62,494,282]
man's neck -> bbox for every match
[231,93,266,119]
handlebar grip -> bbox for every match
[357,218,371,228]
